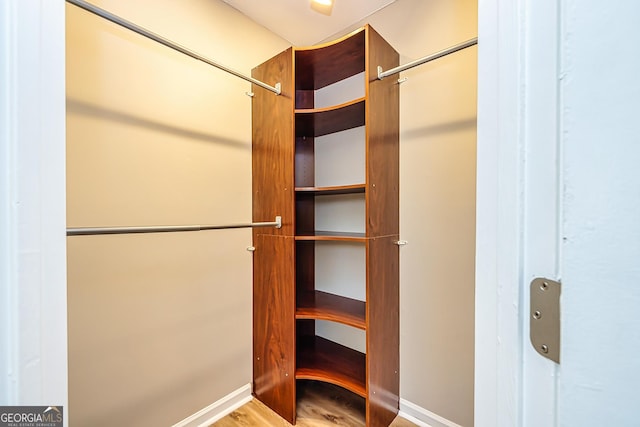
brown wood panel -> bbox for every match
[295,193,315,235]
[296,240,315,295]
[253,234,296,424]
[295,90,315,109]
[365,26,400,238]
[296,319,316,347]
[252,48,295,237]
[295,28,366,90]
[297,290,366,329]
[295,98,365,138]
[296,335,366,398]
[295,136,315,188]
[366,235,400,427]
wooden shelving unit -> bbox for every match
[252,25,399,427]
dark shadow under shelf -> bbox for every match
[295,98,365,138]
[295,184,366,195]
[296,335,366,398]
[297,290,365,330]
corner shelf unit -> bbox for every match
[251,25,399,427]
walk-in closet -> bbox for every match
[7,0,640,426]
[64,0,477,425]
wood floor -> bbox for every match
[212,381,417,427]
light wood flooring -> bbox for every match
[212,381,417,427]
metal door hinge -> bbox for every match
[530,277,561,363]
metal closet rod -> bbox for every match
[66,0,281,95]
[377,37,478,80]
[67,216,282,236]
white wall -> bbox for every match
[0,0,68,423]
[325,1,478,425]
[559,0,640,425]
[65,1,288,425]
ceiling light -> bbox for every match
[310,0,334,16]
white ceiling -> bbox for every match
[221,0,397,46]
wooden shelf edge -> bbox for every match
[296,336,366,398]
[296,370,366,399]
[296,290,366,330]
[295,184,366,195]
[294,97,365,115]
[294,26,366,53]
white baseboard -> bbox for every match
[172,383,253,427]
[172,385,462,427]
[399,398,463,427]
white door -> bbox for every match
[0,0,68,414]
[477,0,640,426]
[476,0,560,424]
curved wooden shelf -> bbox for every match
[294,97,365,115]
[295,98,365,137]
[296,290,366,329]
[296,335,366,398]
[295,27,366,91]
[295,183,365,195]
[295,231,366,242]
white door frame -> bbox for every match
[0,0,67,421]
[476,0,560,425]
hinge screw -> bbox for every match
[533,310,542,320]
[541,344,549,354]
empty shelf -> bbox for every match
[296,335,366,398]
[295,98,365,137]
[297,290,366,329]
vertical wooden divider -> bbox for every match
[365,27,400,427]
[252,48,296,424]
